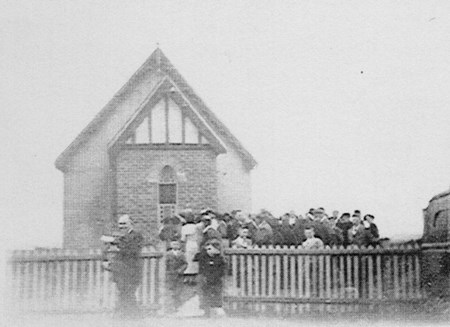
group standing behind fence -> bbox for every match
[99,207,383,318]
[156,207,382,316]
[159,207,382,251]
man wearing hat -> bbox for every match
[159,214,183,249]
[103,214,144,319]
[310,208,331,245]
[199,211,222,248]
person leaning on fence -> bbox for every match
[336,213,353,247]
[102,214,144,319]
[165,240,188,314]
[280,212,304,246]
[232,227,253,249]
[328,215,344,246]
[310,208,331,245]
[225,211,241,244]
[253,213,274,246]
[302,226,324,249]
[159,215,183,249]
[348,214,375,247]
[363,214,380,246]
[236,210,258,240]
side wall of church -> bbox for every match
[61,70,164,249]
[217,145,252,214]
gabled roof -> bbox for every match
[55,48,257,171]
[106,76,228,154]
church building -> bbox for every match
[55,48,257,249]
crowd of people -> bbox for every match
[101,208,382,318]
[158,207,381,315]
[159,207,381,252]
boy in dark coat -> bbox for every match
[165,241,188,314]
[196,239,226,316]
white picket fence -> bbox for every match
[6,243,443,314]
[6,247,164,312]
[223,244,425,313]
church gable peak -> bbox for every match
[55,48,256,172]
[122,93,213,147]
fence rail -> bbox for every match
[7,248,164,313]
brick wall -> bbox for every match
[115,147,218,246]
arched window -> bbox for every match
[159,166,177,205]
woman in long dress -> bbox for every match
[180,212,200,284]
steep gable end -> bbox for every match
[55,48,256,172]
[109,82,224,152]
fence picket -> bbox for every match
[87,250,95,309]
[319,254,324,298]
[407,252,414,298]
[72,254,78,309]
[141,256,147,307]
[414,254,421,298]
[400,252,407,299]
[268,250,274,297]
[239,255,245,296]
[332,253,338,298]
[255,254,260,298]
[32,260,39,310]
[231,253,237,296]
[39,257,46,310]
[339,255,345,299]
[304,255,310,298]
[298,255,303,298]
[346,253,352,299]
[261,251,267,312]
[311,255,317,298]
[247,254,253,297]
[283,251,289,297]
[368,251,374,299]
[326,254,331,299]
[95,251,102,310]
[393,255,400,299]
[376,253,382,300]
[149,258,156,305]
[290,252,295,298]
[275,251,281,298]
[360,253,365,299]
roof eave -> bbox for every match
[55,50,163,172]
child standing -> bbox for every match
[196,238,226,317]
[165,241,187,314]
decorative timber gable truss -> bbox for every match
[55,48,257,172]
[107,77,226,154]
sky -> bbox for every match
[1,0,450,250]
